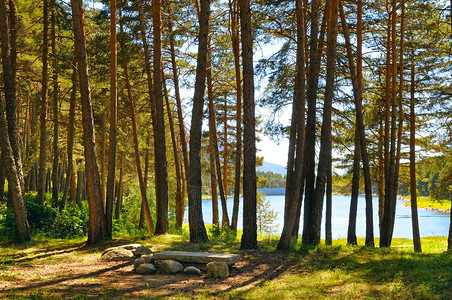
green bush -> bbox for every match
[207,224,237,243]
[0,192,89,240]
[25,194,57,233]
[48,203,88,239]
[0,203,14,240]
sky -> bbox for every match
[255,99,290,168]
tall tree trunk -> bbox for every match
[206,43,230,227]
[115,154,123,220]
[223,94,228,201]
[325,145,332,246]
[105,0,117,240]
[301,0,321,246]
[409,54,421,253]
[124,65,154,234]
[347,0,363,246]
[5,0,23,190]
[381,0,398,248]
[163,76,183,229]
[310,0,338,245]
[188,0,210,243]
[139,134,152,229]
[99,115,106,204]
[0,0,30,242]
[51,2,59,208]
[61,63,77,211]
[277,0,306,250]
[239,0,257,250]
[339,0,374,246]
[347,126,360,245]
[230,0,242,232]
[38,0,49,205]
[71,0,108,244]
[168,21,189,215]
[207,69,219,226]
[152,0,169,235]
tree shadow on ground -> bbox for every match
[0,240,298,298]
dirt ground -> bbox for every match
[0,242,298,298]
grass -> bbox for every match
[0,235,450,299]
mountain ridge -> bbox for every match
[257,161,286,176]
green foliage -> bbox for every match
[207,224,237,243]
[24,193,57,233]
[0,193,88,240]
[416,155,452,200]
[48,204,89,239]
[257,171,286,188]
[256,192,278,237]
[0,203,14,241]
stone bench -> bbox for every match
[152,251,240,267]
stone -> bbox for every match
[158,260,183,274]
[152,251,240,266]
[134,257,145,269]
[101,249,134,261]
[206,262,229,278]
[136,263,156,274]
[101,246,120,256]
[134,246,152,256]
[142,254,154,263]
[184,266,202,275]
[119,244,142,250]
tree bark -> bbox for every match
[207,67,219,226]
[310,0,338,245]
[339,0,374,246]
[124,65,154,234]
[168,21,189,219]
[277,0,306,250]
[61,62,77,211]
[71,0,108,243]
[38,0,49,205]
[381,0,398,248]
[105,0,117,239]
[347,0,363,246]
[51,2,59,208]
[163,76,183,229]
[206,44,230,227]
[152,0,169,235]
[230,0,242,232]
[239,0,257,250]
[4,0,23,191]
[0,0,30,242]
[409,53,421,253]
[115,154,123,220]
[301,0,321,246]
[347,126,360,245]
[188,0,210,243]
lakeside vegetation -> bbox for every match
[402,196,451,213]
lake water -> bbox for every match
[193,191,450,239]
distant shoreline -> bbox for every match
[398,196,451,214]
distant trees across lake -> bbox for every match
[257,171,286,189]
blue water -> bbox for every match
[190,193,450,239]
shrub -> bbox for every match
[25,194,57,233]
[207,224,237,243]
[48,203,89,239]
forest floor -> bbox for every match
[0,235,451,299]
